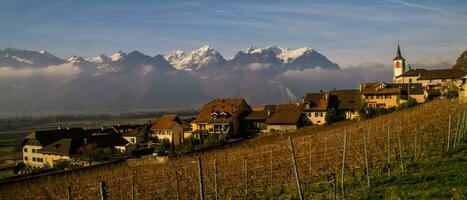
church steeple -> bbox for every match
[393,43,406,82]
[393,43,404,60]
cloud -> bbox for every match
[386,0,467,19]
[0,63,81,79]
[412,57,455,69]
[247,63,272,71]
[280,63,392,94]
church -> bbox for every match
[392,44,466,98]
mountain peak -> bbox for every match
[278,47,313,63]
[85,54,110,65]
[165,45,225,71]
[198,44,214,52]
[111,51,126,61]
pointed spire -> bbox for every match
[393,42,405,60]
[397,42,402,57]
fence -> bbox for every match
[1,99,465,200]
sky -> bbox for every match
[0,0,466,68]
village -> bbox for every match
[14,45,467,174]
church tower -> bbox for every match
[393,44,406,82]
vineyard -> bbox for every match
[0,99,466,199]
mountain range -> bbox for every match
[0,46,340,113]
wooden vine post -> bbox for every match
[214,159,219,200]
[197,157,205,200]
[447,114,452,151]
[288,136,303,200]
[341,132,347,199]
[363,127,370,188]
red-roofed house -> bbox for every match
[191,98,252,138]
[150,114,184,145]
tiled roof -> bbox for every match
[123,124,149,137]
[21,128,89,147]
[87,133,129,147]
[304,93,329,111]
[150,114,182,129]
[266,104,303,125]
[37,138,74,156]
[329,89,361,110]
[390,83,424,95]
[38,133,129,156]
[397,69,429,77]
[361,82,401,95]
[194,98,251,123]
[418,69,466,80]
[244,105,276,121]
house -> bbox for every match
[329,89,362,120]
[122,125,148,145]
[243,105,276,133]
[38,133,129,167]
[113,124,139,134]
[303,93,330,125]
[394,69,429,83]
[191,98,252,138]
[150,114,184,145]
[266,104,307,132]
[21,128,88,168]
[391,44,466,98]
[21,126,133,168]
[360,82,425,108]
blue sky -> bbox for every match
[1,0,466,68]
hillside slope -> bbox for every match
[453,49,467,72]
[0,99,465,199]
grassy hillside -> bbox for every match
[0,99,465,199]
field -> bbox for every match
[0,99,465,199]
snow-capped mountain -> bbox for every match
[242,45,339,71]
[110,51,126,61]
[0,48,65,67]
[85,54,111,65]
[0,46,341,113]
[165,45,226,71]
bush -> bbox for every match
[53,160,71,170]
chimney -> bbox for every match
[117,122,121,126]
[84,138,87,145]
[267,109,271,116]
[58,125,61,130]
[66,126,70,130]
[101,126,104,131]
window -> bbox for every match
[24,148,28,152]
[199,124,206,130]
[409,79,412,83]
[214,124,222,132]
[32,149,36,153]
[314,112,318,117]
[307,113,311,117]
[223,125,229,132]
[32,157,36,162]
[131,138,135,143]
[24,156,28,161]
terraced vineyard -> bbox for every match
[1,99,465,199]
